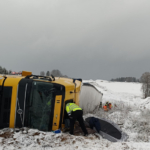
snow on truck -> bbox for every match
[0,71,82,131]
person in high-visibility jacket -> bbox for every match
[109,103,112,109]
[66,103,88,136]
[103,105,108,111]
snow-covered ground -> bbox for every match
[1,80,150,150]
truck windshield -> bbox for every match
[28,81,54,131]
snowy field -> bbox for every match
[1,80,150,150]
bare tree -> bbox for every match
[0,66,3,74]
[40,71,45,76]
[51,69,62,77]
[46,71,50,76]
[2,68,8,74]
[140,72,150,98]
[8,70,12,74]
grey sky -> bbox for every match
[0,0,150,80]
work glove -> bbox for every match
[68,112,73,119]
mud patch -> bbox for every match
[0,132,12,138]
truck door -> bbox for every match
[15,79,32,128]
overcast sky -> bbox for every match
[0,0,150,80]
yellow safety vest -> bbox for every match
[66,103,82,116]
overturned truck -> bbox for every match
[0,71,82,131]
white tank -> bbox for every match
[79,83,103,114]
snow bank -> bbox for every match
[1,80,150,149]
[90,80,150,145]
[1,128,150,150]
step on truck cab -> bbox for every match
[0,71,82,131]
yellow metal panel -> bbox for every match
[0,78,4,86]
[3,77,22,128]
[75,80,82,92]
[52,78,75,91]
[74,80,82,105]
[75,92,80,106]
[65,91,74,101]
[9,86,18,128]
[22,71,32,76]
[52,95,62,131]
[4,78,22,86]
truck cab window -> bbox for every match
[28,81,54,131]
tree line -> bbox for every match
[111,77,139,82]
[0,66,67,78]
[111,73,150,99]
[0,66,12,74]
[140,72,150,98]
[40,69,68,77]
[1,65,150,99]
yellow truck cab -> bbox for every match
[0,71,82,131]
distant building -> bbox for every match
[11,71,22,75]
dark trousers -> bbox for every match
[70,110,88,135]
